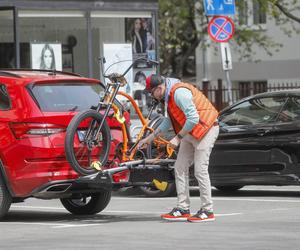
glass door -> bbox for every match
[0,7,16,68]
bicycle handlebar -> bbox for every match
[102,56,159,79]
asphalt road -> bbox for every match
[1,186,300,250]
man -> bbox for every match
[138,74,219,222]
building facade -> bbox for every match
[196,0,300,103]
[0,0,158,85]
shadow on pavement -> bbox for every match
[113,186,300,199]
[112,187,145,197]
[3,210,161,223]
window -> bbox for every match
[253,0,267,25]
[0,84,11,110]
[220,96,287,126]
[18,11,88,76]
[0,10,15,68]
[30,82,105,112]
[91,12,156,117]
[238,1,248,26]
[237,0,266,27]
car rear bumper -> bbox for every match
[29,159,176,199]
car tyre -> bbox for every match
[60,190,111,215]
[215,185,244,192]
[139,183,176,197]
[0,174,12,220]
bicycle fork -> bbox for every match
[85,83,121,147]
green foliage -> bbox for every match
[158,0,300,76]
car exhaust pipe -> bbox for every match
[32,183,72,199]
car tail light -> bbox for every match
[112,170,130,183]
[9,122,66,139]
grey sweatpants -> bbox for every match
[174,125,219,211]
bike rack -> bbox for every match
[74,158,176,191]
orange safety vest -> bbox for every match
[168,83,218,140]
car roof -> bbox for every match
[220,89,300,114]
[0,69,99,84]
[235,89,300,104]
[252,89,300,98]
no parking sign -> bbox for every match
[208,16,234,43]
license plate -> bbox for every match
[77,130,86,142]
[77,130,103,142]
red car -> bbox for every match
[0,69,128,219]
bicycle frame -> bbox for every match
[86,77,173,163]
[115,91,173,161]
[83,56,174,165]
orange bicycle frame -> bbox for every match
[113,91,173,161]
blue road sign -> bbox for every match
[203,0,235,16]
[208,16,234,43]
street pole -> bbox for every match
[203,0,236,106]
[220,42,233,105]
[225,70,233,105]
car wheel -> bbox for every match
[215,185,244,192]
[139,182,176,197]
[0,174,12,220]
[60,190,111,215]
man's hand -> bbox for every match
[137,134,153,150]
[169,135,181,149]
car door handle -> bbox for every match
[256,129,270,136]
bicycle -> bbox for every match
[64,57,176,177]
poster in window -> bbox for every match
[103,43,133,99]
[31,43,62,71]
[125,18,155,67]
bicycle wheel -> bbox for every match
[65,109,111,175]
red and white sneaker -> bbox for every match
[187,209,215,223]
[161,207,191,221]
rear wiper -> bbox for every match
[68,105,78,111]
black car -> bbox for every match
[210,90,300,191]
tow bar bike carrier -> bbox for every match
[74,158,176,191]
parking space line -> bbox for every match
[0,222,78,227]
[216,213,243,217]
[213,197,300,203]
[53,223,104,228]
[12,205,65,210]
[111,197,300,203]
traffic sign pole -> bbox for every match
[220,42,233,105]
[204,0,236,105]
[220,42,232,70]
[225,69,233,105]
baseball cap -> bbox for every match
[145,74,164,92]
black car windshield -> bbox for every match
[220,96,287,126]
[31,82,104,112]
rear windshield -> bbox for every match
[30,82,104,112]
